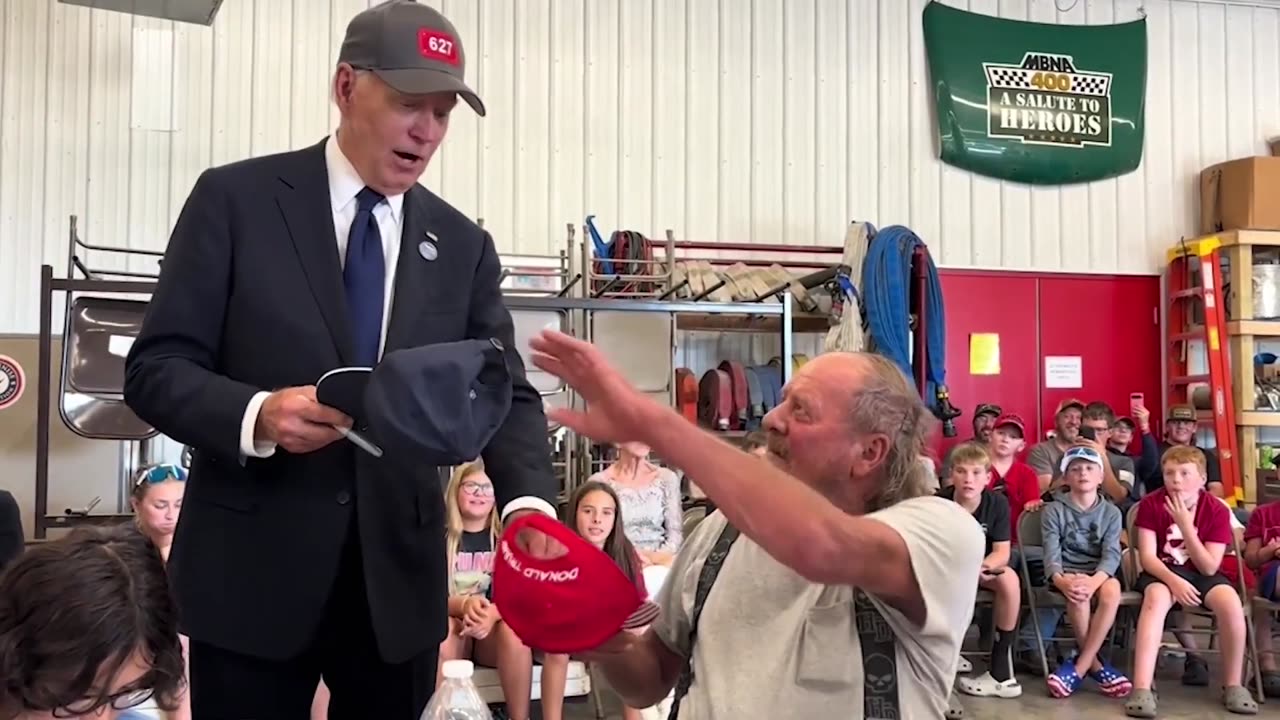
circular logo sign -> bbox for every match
[0,355,26,410]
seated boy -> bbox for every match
[1041,446,1130,698]
[941,442,1023,699]
[1244,496,1280,697]
[1124,446,1257,718]
[987,413,1042,545]
[1173,495,1251,687]
[986,414,1060,673]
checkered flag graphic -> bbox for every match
[986,67,1031,89]
[984,63,1112,98]
[1072,74,1110,96]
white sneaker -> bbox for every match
[956,671,1023,699]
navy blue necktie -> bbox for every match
[343,187,386,367]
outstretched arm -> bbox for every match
[529,329,983,626]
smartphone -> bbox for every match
[1130,392,1144,408]
[1078,426,1097,441]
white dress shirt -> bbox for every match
[236,135,554,521]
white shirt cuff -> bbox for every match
[501,496,558,522]
[239,391,278,459]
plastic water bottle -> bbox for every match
[421,660,493,720]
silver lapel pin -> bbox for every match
[418,232,438,261]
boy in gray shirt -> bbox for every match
[1042,446,1130,699]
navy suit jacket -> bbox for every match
[124,139,556,663]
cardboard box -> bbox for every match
[1199,157,1280,234]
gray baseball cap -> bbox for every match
[338,0,485,116]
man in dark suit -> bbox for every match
[123,2,557,718]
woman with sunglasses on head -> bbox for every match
[117,464,189,720]
[129,464,187,563]
[0,525,185,720]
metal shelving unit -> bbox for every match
[1214,230,1280,503]
[504,293,797,499]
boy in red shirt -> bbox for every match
[986,413,1042,544]
[1125,446,1256,717]
[1244,498,1280,696]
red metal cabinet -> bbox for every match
[931,271,1161,461]
[935,271,1041,461]
[1036,275,1162,448]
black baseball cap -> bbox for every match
[338,0,486,116]
[974,403,1002,419]
[364,338,513,466]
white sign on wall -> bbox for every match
[1044,356,1083,389]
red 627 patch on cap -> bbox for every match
[418,28,459,66]
[0,355,25,410]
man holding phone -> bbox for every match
[1114,394,1161,498]
[1076,403,1137,507]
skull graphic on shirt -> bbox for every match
[1164,522,1189,565]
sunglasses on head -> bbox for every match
[135,464,186,488]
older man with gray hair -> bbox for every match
[528,331,985,719]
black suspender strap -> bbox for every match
[666,522,740,720]
[665,523,902,720]
[855,591,902,719]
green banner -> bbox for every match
[922,2,1147,185]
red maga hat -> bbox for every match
[492,513,648,654]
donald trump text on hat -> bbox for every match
[500,540,581,583]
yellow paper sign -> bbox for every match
[969,333,1000,375]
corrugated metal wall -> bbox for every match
[2,0,1280,334]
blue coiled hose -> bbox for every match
[861,225,947,410]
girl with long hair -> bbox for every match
[129,464,186,563]
[567,480,649,720]
[439,460,568,720]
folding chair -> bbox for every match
[511,309,569,396]
[1017,509,1143,677]
[1125,502,1267,701]
[960,589,997,671]
[1252,594,1280,692]
[590,310,673,409]
[58,296,158,440]
[471,661,596,711]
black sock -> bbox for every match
[990,629,1016,682]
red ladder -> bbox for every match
[1167,238,1241,502]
